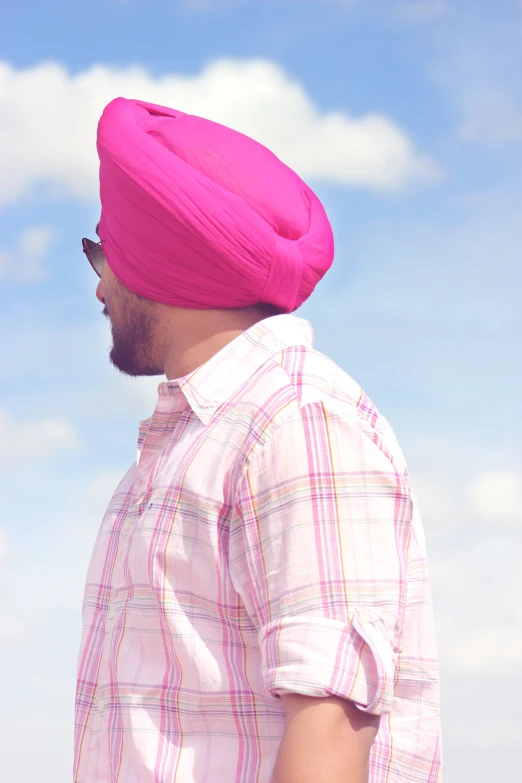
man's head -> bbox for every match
[87,98,334,378]
[95,99,334,317]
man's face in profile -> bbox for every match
[96,262,163,378]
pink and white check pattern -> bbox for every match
[74,314,441,782]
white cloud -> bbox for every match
[0,225,54,282]
[429,532,522,679]
[428,11,522,146]
[448,717,522,750]
[429,559,468,594]
[0,409,81,464]
[179,0,359,9]
[178,0,241,8]
[411,472,467,532]
[412,468,522,533]
[0,57,441,209]
[0,530,25,641]
[394,0,450,23]
[441,623,522,676]
[459,91,522,144]
[468,471,522,525]
[0,529,11,562]
[0,614,25,641]
[430,535,522,611]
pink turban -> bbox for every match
[97,98,334,313]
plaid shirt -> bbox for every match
[74,314,441,782]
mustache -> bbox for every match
[102,306,110,319]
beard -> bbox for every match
[106,306,164,377]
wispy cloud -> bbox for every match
[0,409,81,463]
[0,226,54,282]
[0,529,11,562]
[394,0,450,23]
[427,7,522,145]
[0,57,441,210]
[0,613,25,641]
[177,0,359,9]
[468,471,522,524]
[458,89,522,145]
[440,622,522,675]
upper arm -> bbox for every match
[229,402,410,716]
[280,692,380,739]
[275,693,380,781]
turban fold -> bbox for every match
[97,98,334,313]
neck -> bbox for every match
[160,306,274,380]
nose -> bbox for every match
[96,279,105,304]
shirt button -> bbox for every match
[108,605,116,620]
[124,519,132,532]
[98,698,105,713]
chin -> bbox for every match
[109,347,162,377]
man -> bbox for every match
[75,98,441,783]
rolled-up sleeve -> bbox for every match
[229,401,412,716]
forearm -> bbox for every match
[271,700,376,783]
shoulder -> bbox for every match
[238,345,409,477]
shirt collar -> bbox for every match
[157,314,314,425]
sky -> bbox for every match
[0,0,521,780]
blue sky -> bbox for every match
[1,1,521,781]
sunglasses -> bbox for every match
[82,237,106,278]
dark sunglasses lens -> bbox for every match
[82,238,105,277]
